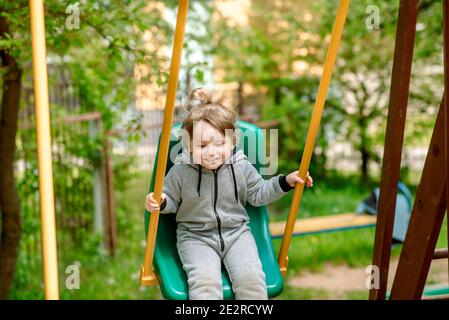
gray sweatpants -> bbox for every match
[177,229,268,300]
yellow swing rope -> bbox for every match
[140,0,189,286]
[29,0,60,300]
[278,0,350,275]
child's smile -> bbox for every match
[190,120,235,170]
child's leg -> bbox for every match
[177,237,223,300]
[223,230,268,300]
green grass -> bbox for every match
[346,290,370,300]
[268,172,446,273]
[10,171,448,300]
[272,229,378,274]
[268,172,377,221]
[276,285,330,300]
[56,169,164,299]
[268,173,383,273]
[12,170,163,300]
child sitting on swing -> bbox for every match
[145,88,313,300]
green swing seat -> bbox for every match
[144,121,283,300]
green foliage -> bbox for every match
[211,0,323,87]
[11,171,162,300]
[11,170,448,299]
[4,0,449,300]
[260,77,343,179]
[269,172,377,220]
[2,0,173,299]
[323,0,443,177]
[211,0,445,181]
[1,0,173,130]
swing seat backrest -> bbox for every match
[144,121,283,299]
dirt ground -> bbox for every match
[287,258,448,299]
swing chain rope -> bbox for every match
[140,0,190,286]
[30,0,60,300]
[277,0,350,275]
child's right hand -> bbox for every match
[145,192,166,212]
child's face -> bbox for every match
[189,120,235,170]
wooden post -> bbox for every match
[390,100,447,299]
[29,0,59,300]
[103,132,117,256]
[89,119,104,242]
[369,0,418,300]
[433,248,449,260]
[443,0,449,288]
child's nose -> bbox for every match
[206,145,216,156]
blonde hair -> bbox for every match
[181,88,237,144]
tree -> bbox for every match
[322,0,443,182]
[211,0,445,182]
[0,0,171,299]
[0,10,22,299]
[210,0,340,176]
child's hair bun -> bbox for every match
[185,87,232,112]
[188,87,214,106]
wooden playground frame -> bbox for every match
[370,0,449,300]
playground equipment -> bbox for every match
[356,182,411,243]
[140,0,350,299]
[27,0,348,300]
[269,182,412,242]
[269,213,377,239]
[29,0,59,300]
[28,0,447,301]
[369,0,449,300]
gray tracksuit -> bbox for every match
[160,148,293,300]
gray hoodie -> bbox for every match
[160,148,293,253]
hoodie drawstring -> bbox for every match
[230,164,238,203]
[197,165,202,197]
[196,163,239,203]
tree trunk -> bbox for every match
[361,146,370,182]
[274,85,282,105]
[359,116,370,183]
[0,16,22,300]
[236,81,244,115]
[316,143,328,179]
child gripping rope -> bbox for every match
[145,88,313,300]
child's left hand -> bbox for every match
[286,171,313,188]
